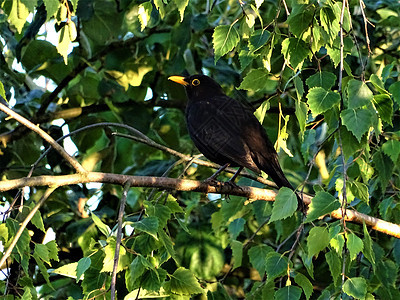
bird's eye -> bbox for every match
[192,79,200,86]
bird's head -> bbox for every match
[168,74,224,100]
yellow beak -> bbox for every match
[168,76,189,87]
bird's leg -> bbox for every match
[228,166,243,183]
[204,163,230,185]
[225,167,244,192]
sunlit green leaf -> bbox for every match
[346,232,363,261]
[269,187,298,223]
[305,192,340,223]
[306,87,340,116]
[341,108,374,142]
[213,24,240,63]
[166,267,203,295]
[347,79,373,109]
[281,37,310,70]
[306,71,337,90]
[343,277,367,299]
[307,226,329,258]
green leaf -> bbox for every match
[21,287,33,300]
[167,267,203,295]
[0,81,6,101]
[142,268,167,292]
[154,0,166,19]
[173,0,189,22]
[343,277,367,299]
[43,0,59,20]
[56,23,73,64]
[370,74,387,94]
[131,217,159,240]
[363,223,375,266]
[126,256,146,291]
[138,2,153,31]
[305,191,341,223]
[320,6,340,44]
[373,151,393,192]
[340,108,374,142]
[221,196,245,220]
[228,218,245,240]
[349,181,369,204]
[300,130,316,163]
[231,240,243,270]
[0,223,8,244]
[307,226,329,258]
[76,257,91,282]
[346,232,363,261]
[249,29,270,52]
[269,187,298,223]
[265,252,288,282]
[274,286,302,300]
[91,213,111,236]
[52,262,78,279]
[306,71,337,90]
[376,259,397,288]
[287,4,313,37]
[8,0,30,33]
[101,238,129,273]
[325,251,341,287]
[7,219,31,261]
[281,37,310,70]
[213,24,240,63]
[31,210,45,233]
[294,273,313,300]
[158,228,177,262]
[35,244,50,266]
[33,251,52,287]
[347,79,373,109]
[389,81,400,105]
[254,100,270,124]
[248,244,274,277]
[238,68,272,92]
[373,94,393,125]
[382,140,400,162]
[295,100,308,139]
[294,75,304,100]
[330,233,345,255]
[306,87,340,116]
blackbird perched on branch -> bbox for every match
[169,74,304,211]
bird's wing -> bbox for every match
[186,96,260,173]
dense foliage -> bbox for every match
[0,0,399,299]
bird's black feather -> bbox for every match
[170,74,303,209]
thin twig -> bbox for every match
[338,2,349,297]
[359,0,374,55]
[110,182,130,300]
[0,100,86,174]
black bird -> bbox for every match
[168,74,303,210]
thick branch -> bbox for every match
[1,172,399,238]
[0,172,280,202]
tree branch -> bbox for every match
[0,172,399,238]
[0,100,86,174]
